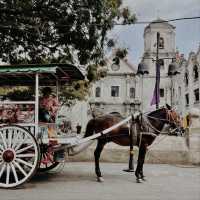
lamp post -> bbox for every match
[167,59,180,106]
[123,64,148,173]
[155,32,161,109]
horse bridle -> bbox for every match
[166,109,181,126]
[144,109,180,135]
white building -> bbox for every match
[173,47,200,128]
[89,55,139,117]
[60,55,139,131]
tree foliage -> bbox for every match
[0,0,136,103]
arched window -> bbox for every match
[130,87,135,98]
[159,37,164,49]
[160,88,164,97]
[185,93,189,105]
[95,87,101,97]
[193,65,199,81]
[194,89,199,102]
[184,71,189,86]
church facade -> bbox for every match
[63,19,199,131]
[88,56,140,118]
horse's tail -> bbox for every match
[84,118,95,138]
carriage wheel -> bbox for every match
[39,144,59,172]
[0,125,40,188]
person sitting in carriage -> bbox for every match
[39,87,60,123]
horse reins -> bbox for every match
[143,110,180,135]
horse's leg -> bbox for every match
[140,155,146,181]
[94,139,106,182]
[135,144,147,183]
[139,148,147,181]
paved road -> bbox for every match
[0,162,199,200]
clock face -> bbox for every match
[111,64,120,71]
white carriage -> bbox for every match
[0,63,88,188]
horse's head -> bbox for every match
[165,104,184,135]
[147,104,184,135]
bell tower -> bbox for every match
[140,19,176,111]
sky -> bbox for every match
[109,0,200,64]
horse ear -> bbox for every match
[166,104,171,110]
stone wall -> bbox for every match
[68,133,200,165]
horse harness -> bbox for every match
[129,110,179,147]
[129,114,157,147]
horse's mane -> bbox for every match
[147,107,166,118]
[96,113,124,121]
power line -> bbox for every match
[0,16,199,30]
[130,16,200,25]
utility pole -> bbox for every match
[156,32,160,109]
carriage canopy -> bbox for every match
[0,63,84,86]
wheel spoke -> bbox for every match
[49,155,54,163]
[13,161,27,177]
[0,144,4,151]
[16,158,33,168]
[14,135,28,151]
[16,144,34,154]
[0,160,3,165]
[16,154,35,158]
[11,130,21,149]
[0,131,7,149]
[0,163,6,178]
[6,164,10,185]
[8,129,13,148]
[10,163,19,183]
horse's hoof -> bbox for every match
[136,178,142,183]
[97,176,104,182]
[141,177,147,181]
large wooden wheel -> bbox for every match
[39,144,59,172]
[0,125,40,188]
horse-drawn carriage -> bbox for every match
[0,63,183,188]
[0,63,93,188]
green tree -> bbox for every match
[0,0,136,103]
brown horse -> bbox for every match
[84,105,182,183]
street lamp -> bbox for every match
[137,62,149,111]
[167,59,180,106]
[123,63,148,173]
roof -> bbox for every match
[0,63,84,86]
[144,18,175,33]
